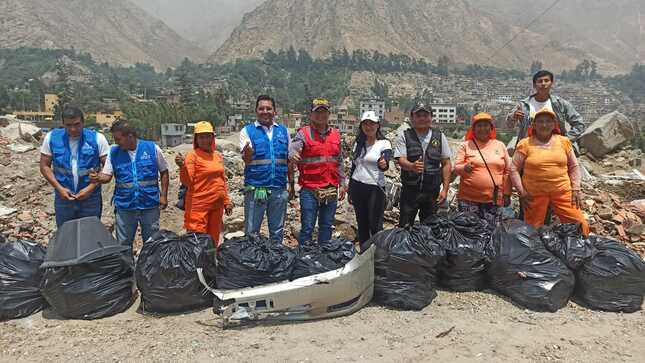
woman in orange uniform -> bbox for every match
[510,108,589,235]
[455,112,512,226]
[175,121,232,247]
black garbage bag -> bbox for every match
[371,225,445,310]
[292,239,356,279]
[0,241,48,321]
[216,235,296,289]
[540,224,595,270]
[488,220,575,312]
[427,213,492,291]
[41,253,136,320]
[574,236,645,313]
[135,231,217,314]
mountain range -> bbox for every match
[0,0,206,69]
[1,0,643,73]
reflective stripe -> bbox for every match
[53,167,72,176]
[248,158,288,166]
[54,167,93,176]
[300,156,341,164]
[116,179,158,189]
[78,168,92,177]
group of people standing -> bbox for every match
[40,69,590,251]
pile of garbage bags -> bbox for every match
[427,213,492,292]
[0,241,48,321]
[541,224,645,312]
[135,231,217,314]
[371,224,445,310]
[216,236,356,290]
[372,214,645,313]
[487,220,575,312]
[292,239,356,280]
[41,254,136,319]
[40,217,136,320]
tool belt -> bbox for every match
[312,186,338,204]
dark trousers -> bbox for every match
[398,185,439,227]
[349,179,386,244]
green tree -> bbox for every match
[437,55,450,76]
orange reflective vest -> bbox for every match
[298,126,341,189]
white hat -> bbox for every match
[361,111,379,123]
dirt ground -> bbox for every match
[1,290,644,363]
[2,134,644,362]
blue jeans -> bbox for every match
[115,208,160,248]
[299,188,338,245]
[244,188,288,244]
[54,192,102,227]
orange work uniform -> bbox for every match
[180,149,230,246]
[514,135,589,235]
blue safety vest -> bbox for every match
[111,140,160,210]
[49,128,102,196]
[243,123,289,188]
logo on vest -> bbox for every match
[140,151,151,160]
[431,139,440,148]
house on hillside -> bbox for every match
[160,123,185,147]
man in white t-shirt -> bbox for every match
[90,119,169,248]
[238,95,292,245]
[40,106,110,227]
[508,70,585,150]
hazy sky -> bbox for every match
[130,0,265,51]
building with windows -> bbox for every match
[430,104,457,124]
[160,123,186,147]
[359,98,385,121]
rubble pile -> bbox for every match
[0,132,56,242]
[582,186,645,257]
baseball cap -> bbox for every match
[410,102,432,115]
[533,107,557,120]
[361,111,379,123]
[311,98,331,112]
[471,112,493,125]
[194,121,214,134]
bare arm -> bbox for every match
[510,152,527,195]
[40,154,65,193]
[441,158,452,191]
[396,156,416,172]
[160,170,169,199]
[567,149,582,190]
[502,148,513,196]
[453,143,467,176]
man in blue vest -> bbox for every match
[90,119,169,248]
[239,95,291,244]
[40,105,110,227]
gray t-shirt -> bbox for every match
[393,129,452,159]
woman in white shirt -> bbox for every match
[348,111,392,246]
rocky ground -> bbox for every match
[1,118,644,362]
